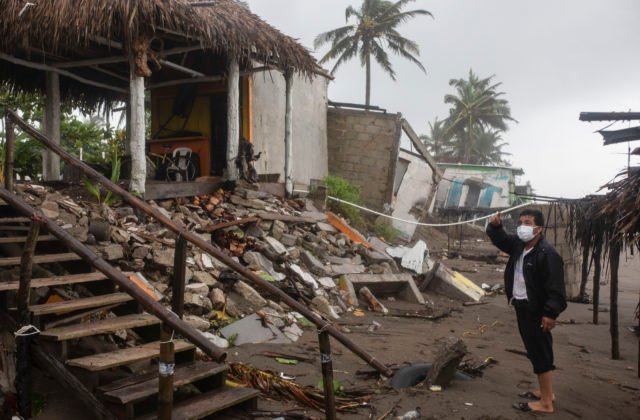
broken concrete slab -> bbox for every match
[329,263,365,276]
[424,262,485,302]
[386,240,429,274]
[192,271,220,288]
[316,222,337,233]
[152,247,175,267]
[426,336,467,387]
[311,296,340,320]
[283,323,304,342]
[243,251,286,282]
[279,233,299,247]
[184,315,210,332]
[300,250,327,276]
[220,313,290,346]
[100,244,124,261]
[265,236,288,256]
[233,280,268,309]
[339,273,425,305]
[317,277,337,289]
[289,264,318,290]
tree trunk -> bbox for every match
[128,61,146,196]
[284,71,293,196]
[609,242,620,360]
[579,243,590,298]
[365,47,371,108]
[43,72,61,181]
[592,241,602,325]
[226,58,240,181]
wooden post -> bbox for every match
[579,244,590,299]
[226,58,240,181]
[43,72,61,181]
[592,241,602,325]
[4,114,15,191]
[158,325,175,420]
[16,220,40,418]
[129,59,146,196]
[609,241,620,360]
[637,291,639,378]
[284,71,293,196]
[318,330,336,420]
[172,236,187,319]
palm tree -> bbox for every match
[444,69,516,163]
[420,117,454,162]
[469,126,511,165]
[314,0,432,107]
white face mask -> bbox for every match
[517,225,537,242]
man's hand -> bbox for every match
[541,316,556,332]
[489,212,502,227]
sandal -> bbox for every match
[513,402,532,412]
[518,391,541,400]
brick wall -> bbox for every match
[327,108,402,210]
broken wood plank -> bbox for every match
[259,351,313,362]
[255,211,315,223]
[101,361,228,405]
[0,234,57,244]
[203,216,259,233]
[29,293,133,316]
[0,217,30,224]
[66,340,195,372]
[0,272,122,291]
[136,386,258,420]
[40,313,160,341]
[0,252,81,267]
[45,303,121,329]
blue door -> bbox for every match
[478,186,502,208]
[446,179,464,208]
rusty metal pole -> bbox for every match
[4,113,15,191]
[318,330,336,420]
[158,325,175,420]
[16,220,40,418]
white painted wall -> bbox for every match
[251,71,329,187]
[391,149,437,239]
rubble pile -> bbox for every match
[9,184,419,349]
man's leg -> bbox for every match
[528,371,554,412]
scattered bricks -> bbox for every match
[184,315,210,332]
[301,250,327,276]
[280,233,298,247]
[271,220,288,240]
[184,292,213,314]
[233,280,268,309]
[192,271,220,288]
[100,244,124,261]
[311,296,340,320]
[152,247,175,267]
[209,288,226,309]
[265,236,288,256]
[132,244,152,260]
[426,337,468,387]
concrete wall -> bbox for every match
[327,108,402,210]
[251,71,329,186]
[391,149,437,239]
[435,166,514,209]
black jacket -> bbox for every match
[486,223,567,319]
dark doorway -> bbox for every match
[210,93,228,176]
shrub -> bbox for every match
[323,175,365,229]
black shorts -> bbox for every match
[513,300,555,374]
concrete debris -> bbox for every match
[423,262,485,302]
[329,263,366,276]
[290,264,318,290]
[426,336,468,387]
[99,244,124,261]
[152,247,175,267]
[386,240,429,274]
[184,315,211,332]
[220,313,290,346]
[233,280,268,309]
[283,323,304,342]
[192,271,220,288]
[358,286,388,314]
[311,296,340,320]
[300,250,327,276]
[264,236,289,256]
[201,332,229,349]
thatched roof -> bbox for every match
[0,0,321,107]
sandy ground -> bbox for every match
[33,239,640,419]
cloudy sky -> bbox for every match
[247,0,640,198]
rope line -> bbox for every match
[326,196,535,227]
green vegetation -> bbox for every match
[82,151,121,205]
[324,175,365,229]
[315,0,432,107]
[372,218,401,242]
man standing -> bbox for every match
[486,209,567,413]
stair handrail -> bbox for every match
[4,108,393,377]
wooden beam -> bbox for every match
[401,119,443,179]
[129,61,147,195]
[53,56,128,69]
[3,114,15,191]
[226,58,240,181]
[318,331,337,420]
[147,75,224,90]
[90,66,129,82]
[284,71,293,196]
[159,59,205,77]
[0,52,127,94]
[43,72,61,181]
